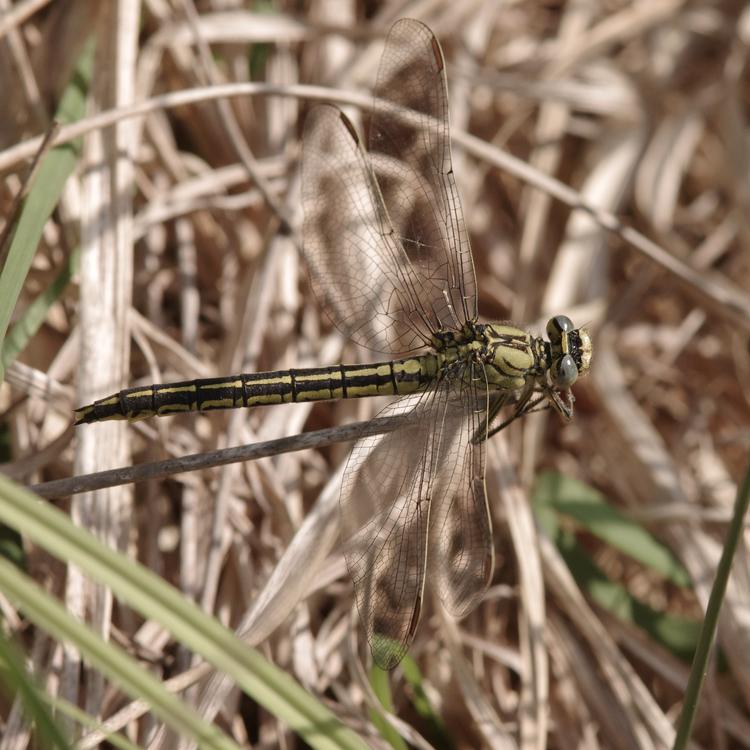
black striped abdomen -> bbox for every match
[74,356,436,424]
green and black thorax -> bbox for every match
[431,316,592,391]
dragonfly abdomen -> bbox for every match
[74,355,438,424]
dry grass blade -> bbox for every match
[488,437,548,749]
[0,0,52,41]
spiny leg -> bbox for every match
[483,385,576,441]
[484,394,548,441]
[471,384,537,445]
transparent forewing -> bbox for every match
[302,105,439,354]
[341,372,492,669]
[368,18,477,330]
[430,363,494,617]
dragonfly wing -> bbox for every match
[302,105,437,354]
[430,363,494,617]
[369,18,478,330]
[342,370,493,668]
[342,384,457,668]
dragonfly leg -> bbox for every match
[485,385,576,440]
[470,391,512,444]
[484,393,548,440]
[547,387,575,421]
[471,382,537,444]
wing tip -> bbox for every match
[370,631,409,671]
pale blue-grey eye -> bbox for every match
[546,315,574,342]
[553,354,578,388]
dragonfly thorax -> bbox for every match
[430,322,539,390]
[478,322,541,390]
[430,317,592,394]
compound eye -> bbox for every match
[552,354,578,388]
[546,315,574,341]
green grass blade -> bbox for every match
[369,666,407,750]
[672,455,750,750]
[0,41,92,381]
[1,247,79,369]
[368,658,453,750]
[0,473,368,750]
[0,555,241,750]
[0,629,73,750]
[550,526,699,660]
[400,657,453,750]
[534,472,690,587]
[534,474,700,659]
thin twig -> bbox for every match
[0,0,53,42]
[30,415,408,498]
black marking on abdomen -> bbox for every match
[121,386,154,417]
[340,364,348,398]
[388,361,398,392]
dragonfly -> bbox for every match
[75,18,592,670]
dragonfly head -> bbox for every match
[545,315,592,389]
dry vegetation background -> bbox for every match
[1,0,750,748]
